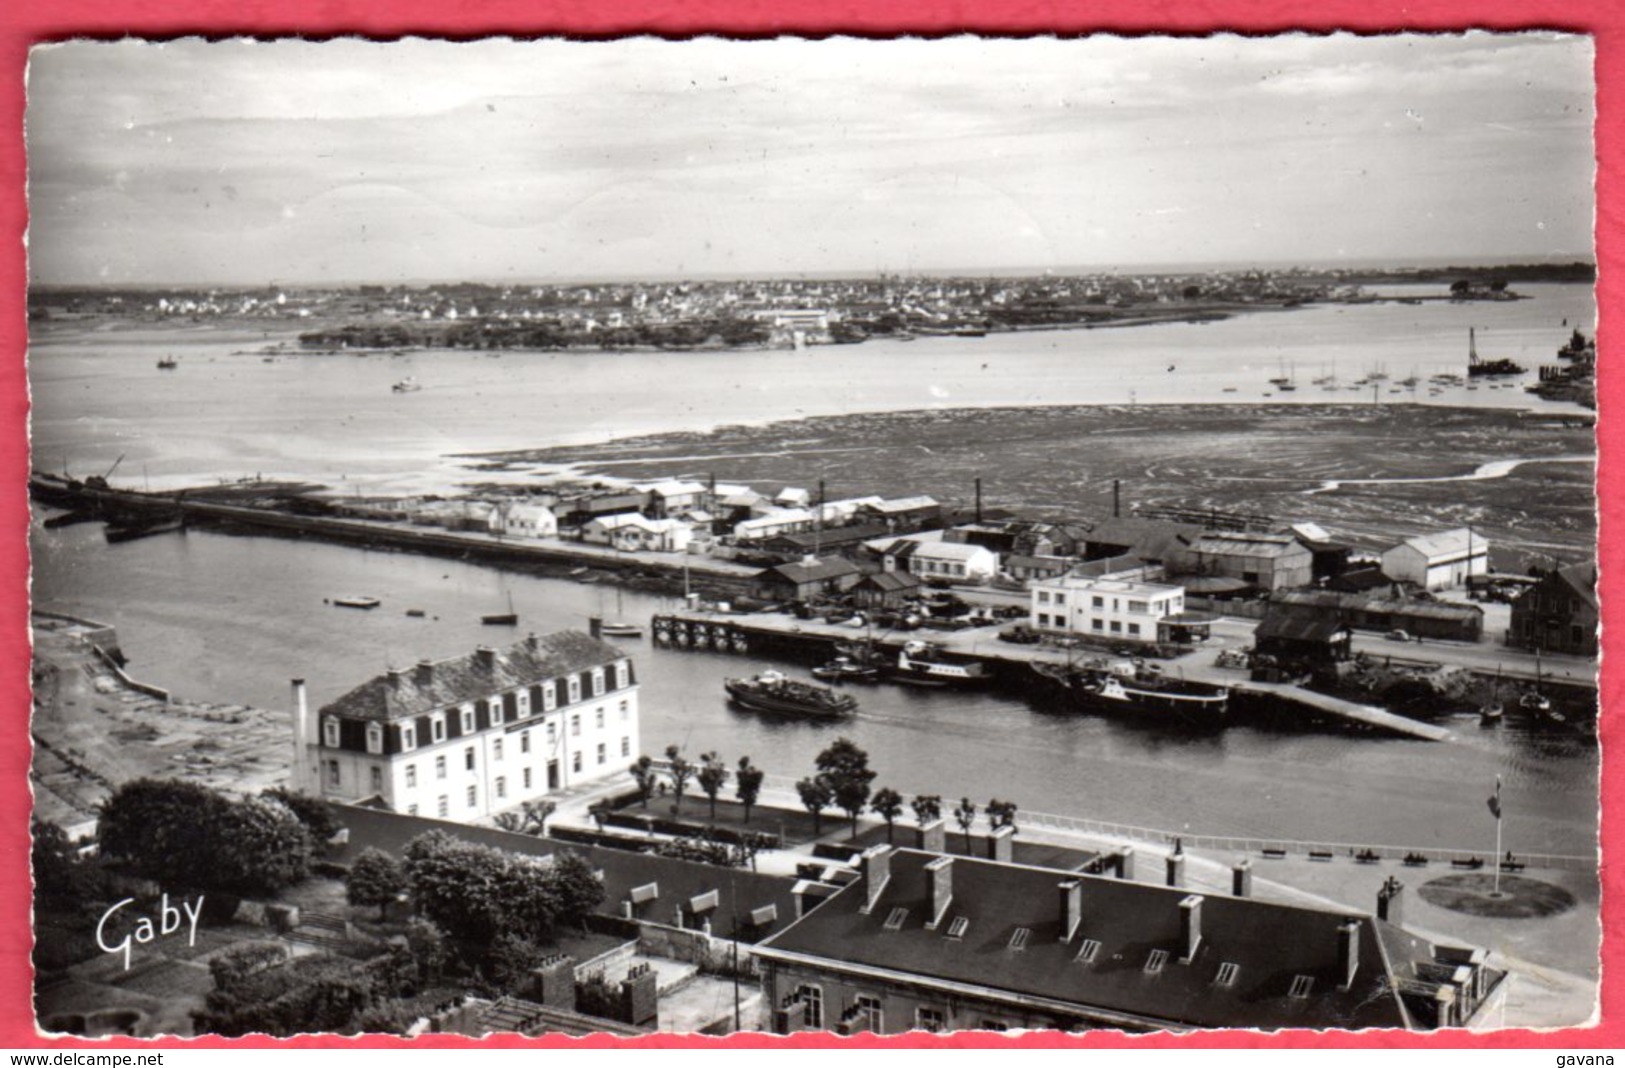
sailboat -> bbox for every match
[482,591,518,626]
[599,588,642,638]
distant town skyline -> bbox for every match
[26,34,1595,288]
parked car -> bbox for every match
[1384,629,1412,642]
[999,625,1042,644]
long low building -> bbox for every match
[1268,589,1485,642]
[755,847,1500,1033]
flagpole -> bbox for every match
[1492,776,1503,897]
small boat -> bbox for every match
[1479,702,1504,724]
[1031,659,1229,725]
[405,608,426,618]
[334,595,382,609]
[888,640,990,688]
[392,377,422,393]
[1466,327,1526,377]
[156,356,178,370]
[599,621,643,638]
[725,671,857,718]
[482,592,518,626]
[812,656,881,683]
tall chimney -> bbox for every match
[987,824,1014,864]
[290,678,311,794]
[1377,876,1404,926]
[589,617,603,639]
[476,645,497,668]
[1231,859,1253,898]
[1058,880,1083,942]
[1113,479,1121,519]
[974,477,983,523]
[415,658,434,684]
[1337,919,1361,990]
[1165,851,1186,889]
[859,845,891,914]
[1179,894,1204,962]
[924,856,954,929]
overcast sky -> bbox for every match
[25,34,1595,286]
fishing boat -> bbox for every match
[482,592,518,626]
[392,377,422,393]
[333,595,382,609]
[405,608,426,618]
[724,671,857,718]
[599,590,642,637]
[1466,327,1525,377]
[156,355,178,370]
[887,640,990,688]
[1030,658,1230,725]
[812,655,881,683]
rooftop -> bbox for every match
[320,631,627,723]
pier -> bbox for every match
[651,610,1453,741]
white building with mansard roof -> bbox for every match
[291,631,638,823]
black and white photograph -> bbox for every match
[23,34,1599,1038]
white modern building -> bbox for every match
[495,502,559,539]
[581,513,693,553]
[1030,574,1187,642]
[1380,529,1490,591]
[291,632,639,823]
[894,540,999,584]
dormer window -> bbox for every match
[365,723,383,754]
[400,724,417,751]
[945,916,969,941]
[322,718,340,748]
[616,661,630,689]
[431,714,447,743]
[568,676,582,704]
[1145,949,1169,974]
[460,706,475,733]
[1289,975,1314,999]
[591,668,605,696]
[883,908,909,931]
[490,698,504,726]
[1077,939,1102,964]
[543,681,558,711]
[1008,928,1032,951]
[517,690,530,718]
[1216,962,1240,987]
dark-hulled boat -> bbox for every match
[1030,659,1229,725]
[812,656,880,683]
[724,671,857,718]
[887,640,990,688]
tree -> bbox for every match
[816,737,877,839]
[870,788,905,844]
[494,799,556,836]
[212,795,313,896]
[986,798,1019,833]
[97,777,232,887]
[631,755,657,809]
[665,745,695,815]
[796,776,835,837]
[953,797,978,854]
[403,917,447,985]
[346,848,406,921]
[696,751,729,820]
[260,786,342,851]
[31,819,98,911]
[547,851,606,929]
[735,757,765,823]
[911,793,943,827]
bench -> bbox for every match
[1450,858,1485,870]
[1308,851,1334,863]
[1261,848,1288,859]
[1500,862,1526,873]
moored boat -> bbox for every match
[887,640,989,688]
[333,595,382,609]
[157,355,178,370]
[599,621,643,638]
[812,655,881,683]
[1030,658,1229,725]
[724,671,857,718]
[392,377,422,393]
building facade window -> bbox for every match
[915,1007,946,1033]
[407,804,418,816]
[853,995,883,1034]
[365,723,383,754]
[401,724,417,751]
[597,742,606,765]
[616,661,629,688]
[571,714,580,737]
[596,708,605,729]
[322,718,340,748]
[326,760,340,788]
[431,714,447,743]
[592,668,605,696]
[496,776,506,799]
[572,752,582,773]
[621,736,631,758]
[437,795,448,818]
[620,700,629,720]
[465,747,476,771]
[490,699,504,726]
[796,985,823,1029]
[436,755,447,779]
[461,707,475,733]
[493,738,504,761]
[466,785,477,808]
[543,681,557,711]
[521,730,531,753]
[523,768,532,789]
[370,766,383,794]
[405,763,417,788]
[568,677,582,704]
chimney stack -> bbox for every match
[915,818,946,854]
[974,477,983,523]
[589,617,603,639]
[1377,876,1404,926]
[987,824,1014,865]
[386,667,403,687]
[1231,859,1253,898]
[1165,851,1186,889]
[924,856,954,928]
[290,678,311,795]
[476,645,497,668]
[859,845,891,914]
[1116,846,1136,881]
[415,659,434,683]
[1337,919,1361,991]
[1179,894,1204,962]
[1058,880,1083,942]
[1113,479,1121,519]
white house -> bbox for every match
[495,502,558,539]
[291,632,639,823]
[1380,528,1489,590]
[902,541,999,584]
[641,480,710,518]
[1030,574,1187,642]
[581,513,693,553]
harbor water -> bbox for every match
[25,281,1600,855]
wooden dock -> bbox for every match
[651,610,1453,741]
